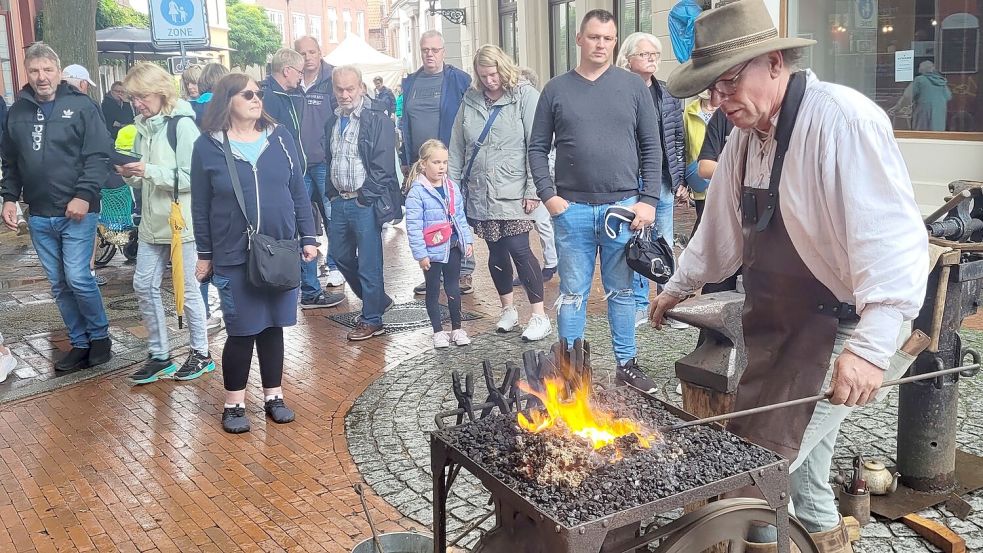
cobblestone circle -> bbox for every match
[346,317,983,552]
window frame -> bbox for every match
[309,15,322,44]
[498,0,518,62]
[327,8,339,43]
[614,0,653,36]
[343,9,353,38]
[292,13,306,42]
[548,0,577,77]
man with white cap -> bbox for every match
[62,64,96,94]
[648,1,928,551]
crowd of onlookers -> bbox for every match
[0,7,734,430]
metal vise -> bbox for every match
[926,181,983,242]
[669,291,747,393]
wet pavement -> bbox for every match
[2,205,982,552]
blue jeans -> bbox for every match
[552,197,638,365]
[300,163,333,301]
[633,184,674,312]
[29,214,110,348]
[329,197,391,326]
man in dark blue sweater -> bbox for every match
[528,9,663,390]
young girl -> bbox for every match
[405,139,475,349]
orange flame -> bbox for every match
[517,378,654,450]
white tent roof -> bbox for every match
[325,34,404,90]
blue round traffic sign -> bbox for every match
[161,0,195,26]
[858,0,874,20]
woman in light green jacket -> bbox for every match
[449,45,552,342]
[117,62,214,385]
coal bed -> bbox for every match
[434,387,783,528]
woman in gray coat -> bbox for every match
[449,45,552,342]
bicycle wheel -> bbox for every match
[122,230,139,261]
[94,229,117,268]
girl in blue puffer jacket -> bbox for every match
[405,139,475,349]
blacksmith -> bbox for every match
[649,1,928,550]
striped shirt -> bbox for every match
[329,97,367,194]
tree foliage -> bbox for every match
[227,0,280,68]
[41,0,98,82]
[97,0,149,29]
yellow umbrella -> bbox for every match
[169,199,186,329]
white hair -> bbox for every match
[616,32,663,70]
[420,30,444,46]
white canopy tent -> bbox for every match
[324,35,405,91]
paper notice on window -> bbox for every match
[895,50,915,82]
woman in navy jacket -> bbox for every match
[191,73,319,434]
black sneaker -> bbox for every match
[413,280,427,295]
[174,350,215,381]
[615,358,658,394]
[300,291,345,310]
[222,406,250,433]
[265,398,295,424]
[129,357,176,385]
[88,337,113,366]
[55,347,90,372]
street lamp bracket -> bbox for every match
[426,1,466,25]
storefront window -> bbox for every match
[500,0,519,62]
[617,0,653,35]
[550,0,577,76]
[789,0,983,134]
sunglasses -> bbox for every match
[237,89,264,101]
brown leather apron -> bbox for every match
[726,72,859,462]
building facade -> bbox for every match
[249,0,368,54]
[366,0,390,54]
[447,0,979,213]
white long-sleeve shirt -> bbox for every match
[665,71,928,370]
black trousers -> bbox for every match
[425,244,463,332]
[692,199,706,238]
[221,327,284,391]
[486,232,544,304]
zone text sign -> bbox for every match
[150,0,209,46]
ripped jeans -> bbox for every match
[552,196,638,364]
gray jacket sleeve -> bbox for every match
[519,85,541,200]
[448,102,466,183]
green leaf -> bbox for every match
[227,0,281,68]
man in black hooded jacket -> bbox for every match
[0,43,114,372]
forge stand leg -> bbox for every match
[775,504,791,553]
[431,439,450,553]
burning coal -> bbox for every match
[517,378,661,453]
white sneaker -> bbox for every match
[497,306,519,333]
[433,331,450,349]
[521,314,552,342]
[634,310,649,328]
[326,269,346,287]
[450,329,471,346]
[666,317,690,330]
[0,352,16,383]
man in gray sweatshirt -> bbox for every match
[528,8,663,389]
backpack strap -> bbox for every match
[167,115,190,201]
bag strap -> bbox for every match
[221,132,256,235]
[166,115,189,202]
[447,179,455,217]
[462,104,503,184]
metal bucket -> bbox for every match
[351,532,434,553]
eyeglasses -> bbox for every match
[238,89,264,101]
[630,52,660,60]
[421,48,443,55]
[708,60,754,96]
[286,66,301,74]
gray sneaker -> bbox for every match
[300,291,344,309]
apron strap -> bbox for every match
[755,70,808,232]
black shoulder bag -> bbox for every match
[221,132,301,292]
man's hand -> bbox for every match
[195,260,213,283]
[648,292,683,329]
[302,245,318,262]
[419,257,431,271]
[629,201,656,231]
[676,187,690,203]
[65,198,89,221]
[2,202,18,231]
[544,196,569,217]
[523,199,540,214]
[828,350,884,407]
[122,161,145,178]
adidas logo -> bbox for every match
[61,109,74,119]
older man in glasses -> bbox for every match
[649,1,927,551]
[400,30,476,296]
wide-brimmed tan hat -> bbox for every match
[666,0,816,98]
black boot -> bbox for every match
[88,337,113,366]
[55,347,90,371]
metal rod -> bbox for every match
[924,189,971,225]
[354,483,386,553]
[659,363,980,433]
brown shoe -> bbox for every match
[459,274,473,295]
[808,519,853,553]
[348,321,384,341]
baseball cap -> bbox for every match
[62,64,96,87]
